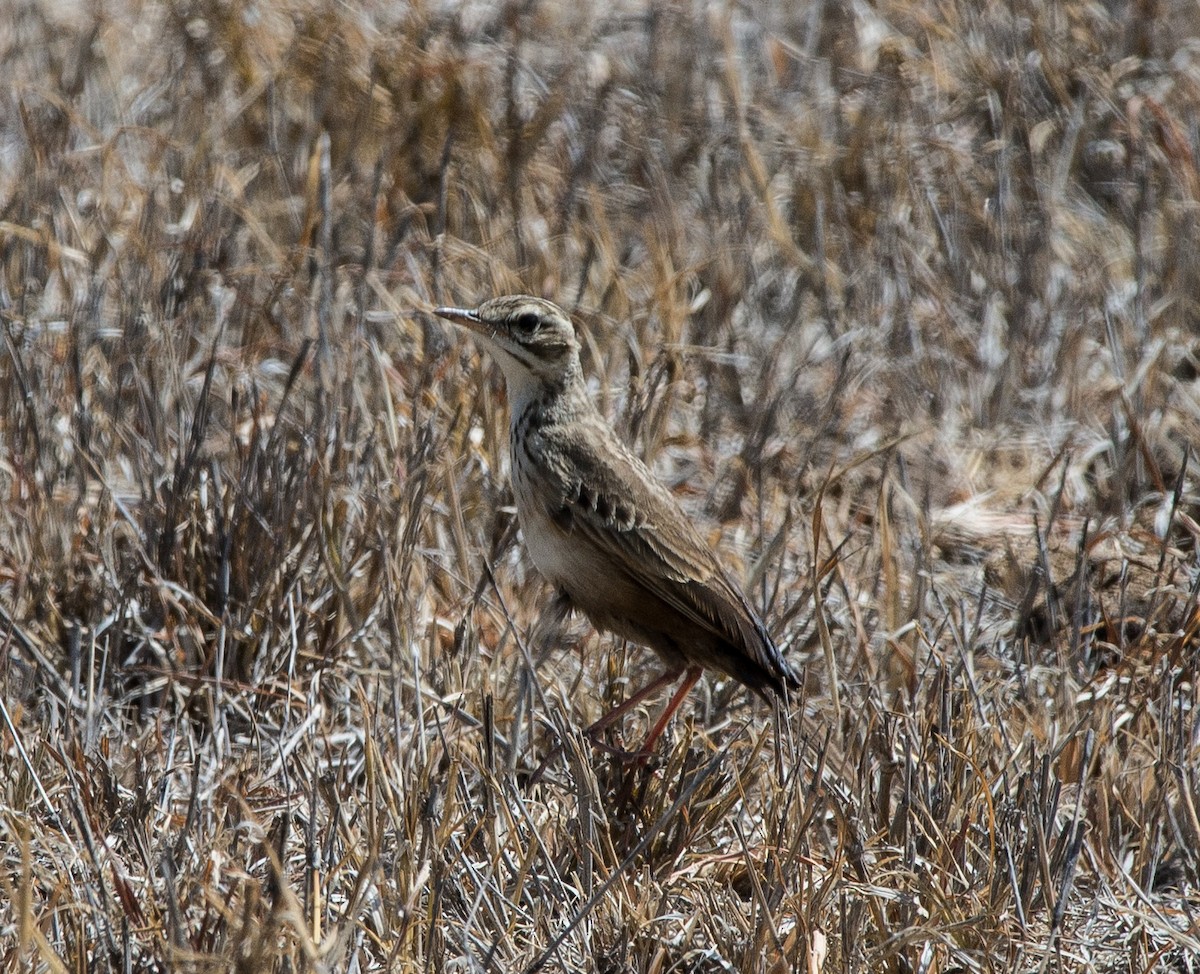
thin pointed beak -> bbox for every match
[433,306,477,324]
[434,306,492,342]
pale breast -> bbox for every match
[510,433,614,596]
[520,500,587,587]
[511,453,579,587]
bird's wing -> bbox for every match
[543,421,786,677]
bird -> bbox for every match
[434,295,798,754]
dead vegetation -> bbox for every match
[1,0,1198,971]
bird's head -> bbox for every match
[435,295,583,408]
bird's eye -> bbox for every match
[512,312,541,333]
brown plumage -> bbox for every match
[435,295,797,750]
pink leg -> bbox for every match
[528,667,705,784]
[528,670,683,784]
[583,669,681,738]
[638,666,704,756]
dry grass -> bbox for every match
[2,0,1199,971]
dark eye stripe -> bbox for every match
[508,347,539,370]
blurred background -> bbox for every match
[1,1,1198,971]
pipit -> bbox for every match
[435,295,798,753]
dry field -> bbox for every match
[2,1,1199,971]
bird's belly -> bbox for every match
[510,445,648,628]
[510,445,580,588]
[511,470,621,600]
[513,473,691,670]
[519,502,598,590]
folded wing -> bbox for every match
[543,419,798,695]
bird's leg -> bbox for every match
[525,669,683,785]
[583,669,682,741]
[636,666,704,757]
